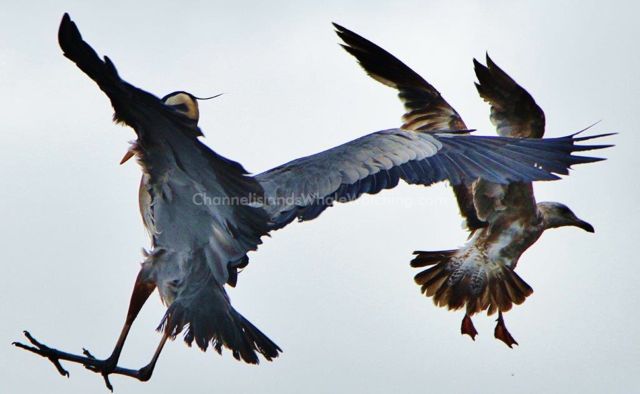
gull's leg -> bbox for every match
[461,314,478,340]
[13,269,156,391]
[494,311,518,348]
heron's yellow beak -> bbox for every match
[120,149,135,165]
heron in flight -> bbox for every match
[333,24,611,347]
[14,15,610,389]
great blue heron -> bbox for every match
[333,24,610,347]
[14,15,610,389]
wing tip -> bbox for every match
[58,13,78,51]
[332,21,346,33]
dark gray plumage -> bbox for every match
[58,14,281,363]
[257,129,605,230]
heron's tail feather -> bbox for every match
[158,271,281,364]
[411,249,533,315]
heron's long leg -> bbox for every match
[13,269,156,390]
[86,330,169,387]
[100,269,156,371]
[136,331,169,382]
[16,331,169,391]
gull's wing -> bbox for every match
[334,23,483,230]
[334,23,465,132]
[59,14,268,284]
[330,24,608,232]
[474,55,546,139]
[256,128,608,229]
[471,55,546,221]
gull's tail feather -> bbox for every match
[411,249,533,315]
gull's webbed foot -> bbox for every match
[494,312,518,348]
[461,314,478,340]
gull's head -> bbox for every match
[538,202,594,233]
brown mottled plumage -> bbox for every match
[411,57,597,347]
[335,24,604,347]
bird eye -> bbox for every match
[169,103,189,113]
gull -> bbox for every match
[334,23,611,347]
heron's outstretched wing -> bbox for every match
[334,23,608,231]
[59,13,269,286]
[257,128,608,229]
[474,55,546,139]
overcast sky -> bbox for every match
[1,1,638,393]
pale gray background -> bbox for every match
[2,1,638,393]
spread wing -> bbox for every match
[58,14,269,286]
[333,24,610,231]
[334,23,484,229]
[256,129,608,229]
[334,23,465,133]
[472,55,546,220]
[474,54,546,139]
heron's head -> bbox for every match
[537,202,594,233]
[162,91,201,123]
[161,91,223,124]
[120,91,221,164]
